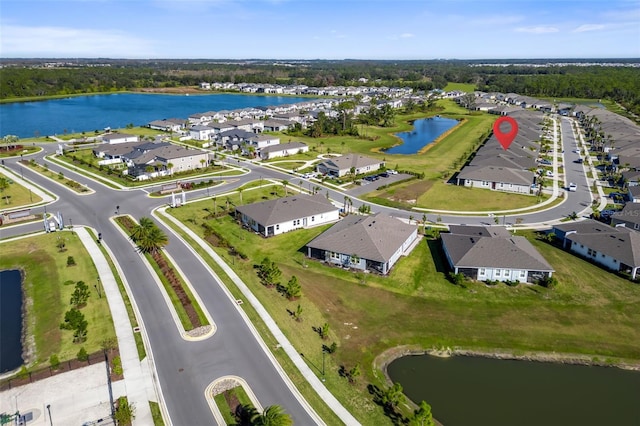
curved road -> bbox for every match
[0,115,593,425]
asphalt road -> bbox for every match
[0,115,594,425]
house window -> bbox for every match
[331,252,340,260]
[503,269,509,277]
[495,269,501,277]
[635,223,639,230]
[587,248,593,256]
[479,268,485,276]
[276,224,280,230]
[520,270,526,278]
[312,216,315,222]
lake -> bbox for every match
[386,116,458,154]
[0,269,23,374]
[388,354,640,426]
[0,93,314,138]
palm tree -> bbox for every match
[281,180,289,196]
[251,405,292,426]
[238,187,243,204]
[130,217,168,254]
[166,162,174,175]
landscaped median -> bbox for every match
[20,158,93,194]
[113,214,213,338]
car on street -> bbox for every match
[568,182,577,192]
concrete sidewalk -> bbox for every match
[76,227,157,426]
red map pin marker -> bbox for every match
[493,116,518,150]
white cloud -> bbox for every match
[1,25,155,58]
[515,26,559,34]
[573,24,605,33]
[400,33,414,38]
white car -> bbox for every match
[546,170,554,177]
[568,183,577,192]
[387,169,398,175]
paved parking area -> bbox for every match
[0,363,121,426]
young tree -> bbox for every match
[285,276,302,300]
[292,304,303,322]
[70,280,90,308]
[348,363,361,383]
[320,322,330,340]
[0,177,9,204]
[381,382,406,410]
[408,401,435,426]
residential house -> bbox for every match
[259,142,309,160]
[629,186,640,203]
[611,203,640,231]
[246,134,280,150]
[101,133,139,144]
[441,225,554,283]
[189,125,215,141]
[456,165,534,194]
[263,119,292,132]
[316,154,384,178]
[147,119,184,132]
[236,194,340,237]
[552,219,640,280]
[306,213,418,274]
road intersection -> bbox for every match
[0,115,598,425]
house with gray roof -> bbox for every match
[306,212,418,274]
[441,225,554,283]
[236,194,339,237]
[552,219,640,280]
[456,165,535,194]
[259,142,309,160]
[100,132,139,145]
[611,203,640,231]
[316,154,385,178]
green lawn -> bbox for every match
[0,177,44,207]
[443,82,476,92]
[167,199,640,424]
[213,386,254,425]
[0,232,117,368]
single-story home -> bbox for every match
[316,154,384,178]
[101,133,139,144]
[259,142,309,160]
[552,219,640,280]
[456,165,535,194]
[611,203,640,231]
[628,186,640,203]
[440,225,554,283]
[147,119,184,132]
[236,194,340,237]
[306,212,418,274]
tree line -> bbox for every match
[2,60,638,115]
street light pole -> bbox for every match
[321,348,326,381]
[46,404,53,426]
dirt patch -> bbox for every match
[384,179,433,203]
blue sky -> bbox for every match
[1,0,639,59]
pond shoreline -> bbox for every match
[376,344,640,386]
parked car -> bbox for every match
[546,170,554,177]
[539,159,552,166]
[387,169,398,175]
[380,172,389,178]
[574,158,583,164]
[568,183,577,192]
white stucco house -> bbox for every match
[316,154,384,178]
[236,194,340,237]
[259,142,309,160]
[101,133,139,145]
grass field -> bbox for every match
[0,177,44,207]
[0,232,116,368]
[166,188,640,424]
[443,82,476,93]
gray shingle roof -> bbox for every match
[567,231,640,267]
[320,154,383,171]
[441,226,553,271]
[306,213,416,263]
[457,165,534,186]
[236,194,337,227]
[611,203,640,227]
[260,142,307,155]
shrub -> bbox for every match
[112,356,123,376]
[504,279,520,287]
[77,347,89,361]
[49,354,60,370]
[448,272,467,287]
[66,256,76,266]
[538,276,559,289]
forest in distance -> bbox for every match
[1,59,639,116]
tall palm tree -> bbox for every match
[251,405,292,426]
[281,180,289,196]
